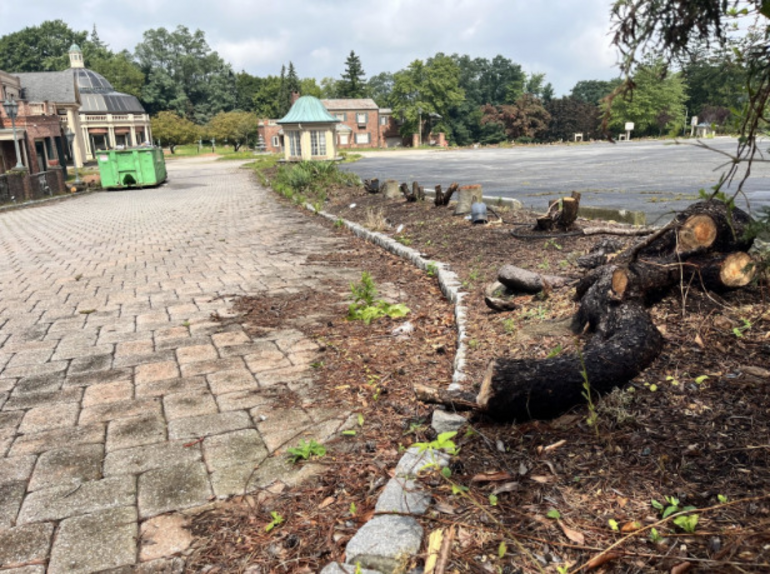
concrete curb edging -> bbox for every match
[308,204,470,573]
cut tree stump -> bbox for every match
[434,182,459,207]
[382,180,401,199]
[535,191,581,231]
[364,178,380,194]
[401,181,425,202]
[454,185,483,215]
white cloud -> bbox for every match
[215,32,291,72]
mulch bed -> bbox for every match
[186,177,770,573]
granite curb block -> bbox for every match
[310,203,466,573]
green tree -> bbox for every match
[206,111,259,150]
[570,79,619,105]
[545,96,601,141]
[682,43,747,123]
[276,62,300,115]
[0,20,86,72]
[449,54,526,145]
[134,26,236,122]
[524,73,546,99]
[300,78,322,98]
[151,111,200,153]
[235,71,261,112]
[320,77,341,98]
[480,94,551,141]
[339,50,366,98]
[253,75,282,118]
[390,53,465,143]
[604,59,688,136]
[366,72,394,106]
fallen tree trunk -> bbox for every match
[498,265,570,293]
[477,301,662,421]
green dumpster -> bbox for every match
[97,147,167,189]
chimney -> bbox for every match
[291,91,300,104]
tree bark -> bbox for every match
[477,301,662,421]
[434,182,459,206]
[498,265,570,294]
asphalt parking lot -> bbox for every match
[342,137,770,224]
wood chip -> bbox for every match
[470,471,514,483]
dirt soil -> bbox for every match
[186,178,770,573]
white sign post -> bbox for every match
[624,122,634,141]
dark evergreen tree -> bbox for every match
[339,50,366,98]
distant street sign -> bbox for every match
[625,122,635,131]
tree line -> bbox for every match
[0,20,749,149]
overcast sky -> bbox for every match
[0,0,621,96]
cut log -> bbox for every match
[641,200,753,257]
[498,265,570,294]
[684,252,757,291]
[677,213,717,251]
[484,296,519,313]
[477,301,662,421]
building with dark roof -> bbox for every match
[1,69,71,176]
[15,45,152,164]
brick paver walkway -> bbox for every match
[0,157,358,573]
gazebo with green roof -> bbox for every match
[277,95,340,161]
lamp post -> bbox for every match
[418,107,422,147]
[64,128,82,185]
[2,97,25,170]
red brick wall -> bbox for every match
[258,122,283,153]
[330,110,380,149]
[1,101,63,174]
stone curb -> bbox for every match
[308,203,469,572]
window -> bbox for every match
[356,112,368,125]
[310,130,327,156]
[339,133,349,145]
[288,132,302,157]
[334,113,346,121]
[271,136,280,148]
[380,115,389,126]
[355,133,370,145]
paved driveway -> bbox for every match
[342,138,770,223]
[0,157,356,572]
